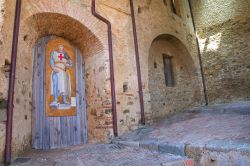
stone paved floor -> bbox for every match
[11,144,186,166]
[11,102,250,166]
[115,102,250,147]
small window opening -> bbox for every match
[154,62,157,68]
[123,82,128,92]
[138,6,142,14]
[163,0,168,6]
[163,54,175,87]
[170,0,181,17]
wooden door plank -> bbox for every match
[60,117,66,147]
[49,117,54,149]
[32,42,38,149]
[75,48,81,145]
[41,38,46,149]
[38,41,44,149]
[81,52,88,143]
[32,36,87,149]
[45,37,52,149]
[43,37,51,149]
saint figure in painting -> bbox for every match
[49,44,72,109]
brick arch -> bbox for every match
[22,12,104,58]
[21,0,108,47]
[12,9,113,153]
[147,34,202,120]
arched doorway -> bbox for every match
[148,34,201,120]
[32,36,87,149]
[10,11,112,151]
[22,13,112,144]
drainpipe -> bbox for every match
[188,0,208,105]
[5,0,22,165]
[129,0,145,125]
[91,0,118,136]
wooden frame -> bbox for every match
[45,38,76,117]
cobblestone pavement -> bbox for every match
[11,144,186,166]
[115,102,250,146]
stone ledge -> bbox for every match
[114,140,140,148]
[113,140,187,156]
[161,160,185,166]
[205,139,250,154]
[161,159,194,166]
[113,139,250,166]
[190,101,250,115]
[112,140,194,166]
[159,142,186,156]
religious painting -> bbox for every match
[46,38,76,116]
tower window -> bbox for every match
[163,54,175,87]
[170,0,181,17]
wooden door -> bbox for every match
[32,36,87,149]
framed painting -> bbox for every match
[45,38,77,116]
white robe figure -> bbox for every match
[49,47,72,108]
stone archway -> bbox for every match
[148,34,201,120]
[12,12,113,152]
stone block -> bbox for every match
[117,141,140,148]
[161,160,185,166]
[159,143,186,156]
[139,140,159,151]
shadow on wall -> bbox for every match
[197,17,250,103]
[148,34,202,120]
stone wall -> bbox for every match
[0,0,204,162]
[191,0,250,104]
[0,0,142,160]
[18,0,115,149]
[0,0,15,161]
[149,35,201,120]
[96,0,142,136]
[134,0,204,122]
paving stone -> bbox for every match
[161,160,185,166]
[158,143,185,156]
[139,140,159,151]
[117,141,140,148]
[11,144,185,166]
[116,104,250,147]
[114,103,250,165]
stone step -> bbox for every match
[112,140,186,156]
[112,101,250,165]
[113,139,250,165]
[190,101,250,114]
[11,144,193,166]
